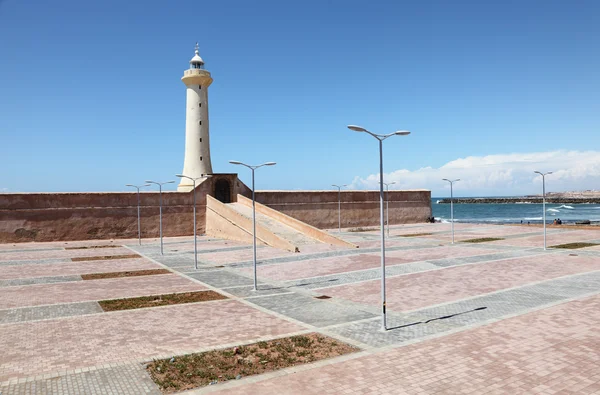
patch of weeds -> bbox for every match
[71,254,141,262]
[460,237,505,243]
[550,242,599,250]
[81,269,170,280]
[146,333,358,393]
[399,233,433,237]
[65,245,120,250]
[347,227,378,232]
[98,291,226,311]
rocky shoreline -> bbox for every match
[437,197,600,204]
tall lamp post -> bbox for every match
[534,171,553,250]
[332,184,347,233]
[442,179,460,244]
[348,125,410,331]
[380,181,396,238]
[126,184,150,245]
[229,160,276,291]
[145,180,175,255]
[176,174,211,270]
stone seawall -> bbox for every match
[256,190,432,229]
[1,186,432,243]
[438,197,600,204]
[0,175,250,243]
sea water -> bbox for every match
[431,198,600,224]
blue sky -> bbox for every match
[1,0,598,196]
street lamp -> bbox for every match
[125,184,150,245]
[229,160,276,291]
[380,181,396,238]
[442,179,460,244]
[176,174,211,270]
[332,184,347,233]
[534,171,553,250]
[145,180,175,255]
[348,124,410,331]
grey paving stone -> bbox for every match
[328,316,453,348]
[0,302,103,324]
[0,258,68,266]
[0,275,82,288]
[525,271,600,298]
[185,270,254,288]
[0,363,160,395]
[283,261,439,291]
[225,285,294,298]
[248,292,376,327]
[0,247,63,254]
[228,243,439,269]
[428,249,545,268]
[413,289,565,328]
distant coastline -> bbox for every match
[437,191,600,204]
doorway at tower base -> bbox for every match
[205,195,357,252]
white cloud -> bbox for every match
[350,150,600,196]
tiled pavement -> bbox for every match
[2,223,600,394]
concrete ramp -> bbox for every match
[236,195,356,249]
[205,195,356,252]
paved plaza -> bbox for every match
[1,224,600,394]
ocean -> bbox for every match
[431,198,600,224]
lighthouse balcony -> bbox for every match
[184,69,211,77]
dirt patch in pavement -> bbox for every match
[461,237,505,243]
[81,269,170,280]
[98,291,226,312]
[65,245,121,250]
[146,333,359,393]
[71,254,141,262]
[549,242,600,250]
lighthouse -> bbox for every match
[178,43,213,192]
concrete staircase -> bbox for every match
[205,195,356,252]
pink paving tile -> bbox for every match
[163,239,248,253]
[319,253,600,312]
[0,246,136,262]
[492,230,600,248]
[0,274,206,309]
[0,258,161,280]
[385,245,498,261]
[212,294,600,395]
[0,300,303,381]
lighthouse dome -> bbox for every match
[190,43,204,68]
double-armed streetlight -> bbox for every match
[380,181,396,238]
[534,171,553,250]
[176,174,211,270]
[332,184,347,233]
[229,160,276,291]
[126,184,150,245]
[442,179,460,244]
[348,125,410,331]
[145,180,175,255]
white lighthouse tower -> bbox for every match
[178,43,214,192]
